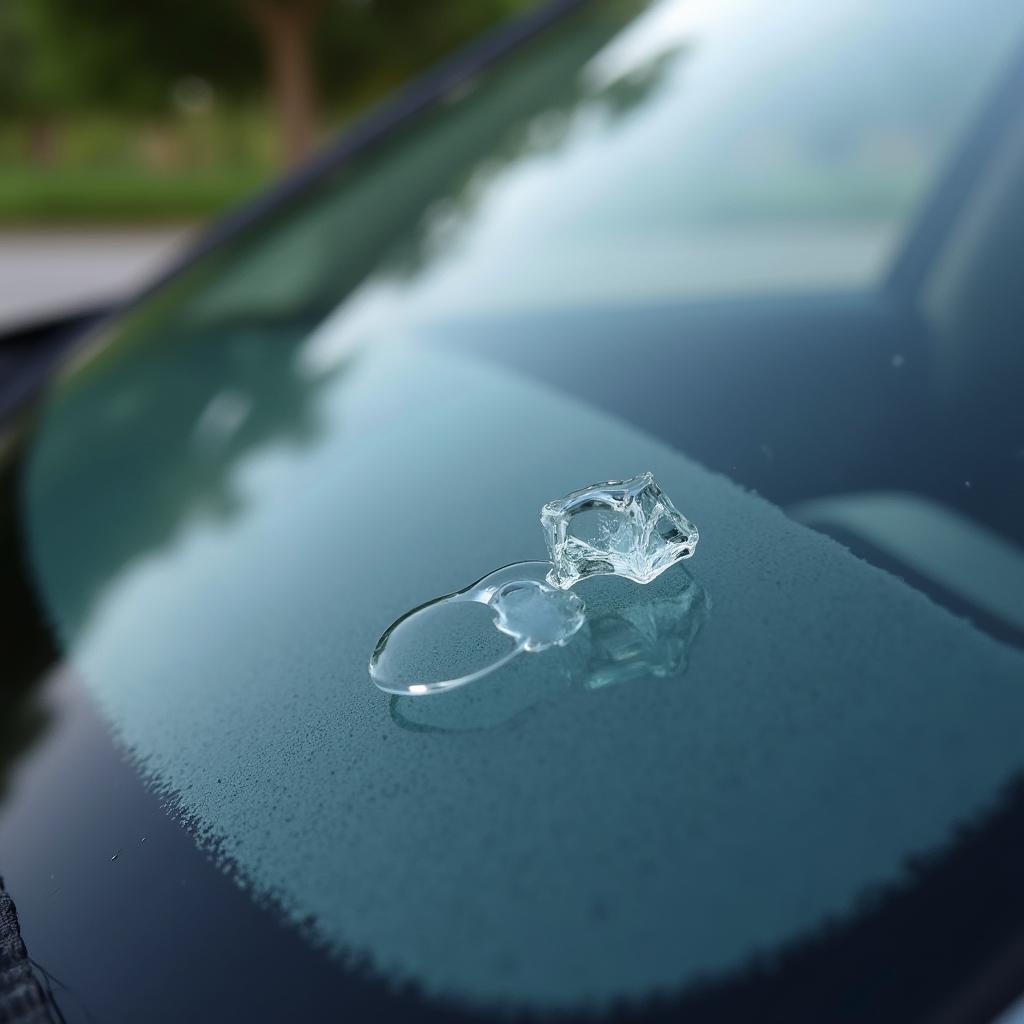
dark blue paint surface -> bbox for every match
[3,0,1024,1020]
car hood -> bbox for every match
[22,331,1024,1011]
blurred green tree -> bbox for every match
[2,0,536,167]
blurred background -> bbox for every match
[1,0,1021,339]
[0,0,537,329]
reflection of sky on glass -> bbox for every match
[303,0,1023,372]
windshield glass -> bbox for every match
[171,0,1019,325]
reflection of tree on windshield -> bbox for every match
[158,2,677,328]
[26,317,337,641]
[23,2,678,640]
[383,29,686,282]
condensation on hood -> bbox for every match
[24,339,1024,1011]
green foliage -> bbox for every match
[0,165,271,223]
[7,1,257,114]
[0,2,36,114]
[0,0,539,220]
[314,0,539,100]
[2,0,537,116]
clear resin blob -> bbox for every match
[542,471,699,588]
[370,473,702,699]
[369,561,586,696]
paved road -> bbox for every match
[0,227,197,332]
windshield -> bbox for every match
[161,0,1019,324]
[5,1,1024,1022]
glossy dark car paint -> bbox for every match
[3,1,1024,1021]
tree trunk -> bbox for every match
[247,0,324,168]
[27,118,59,166]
